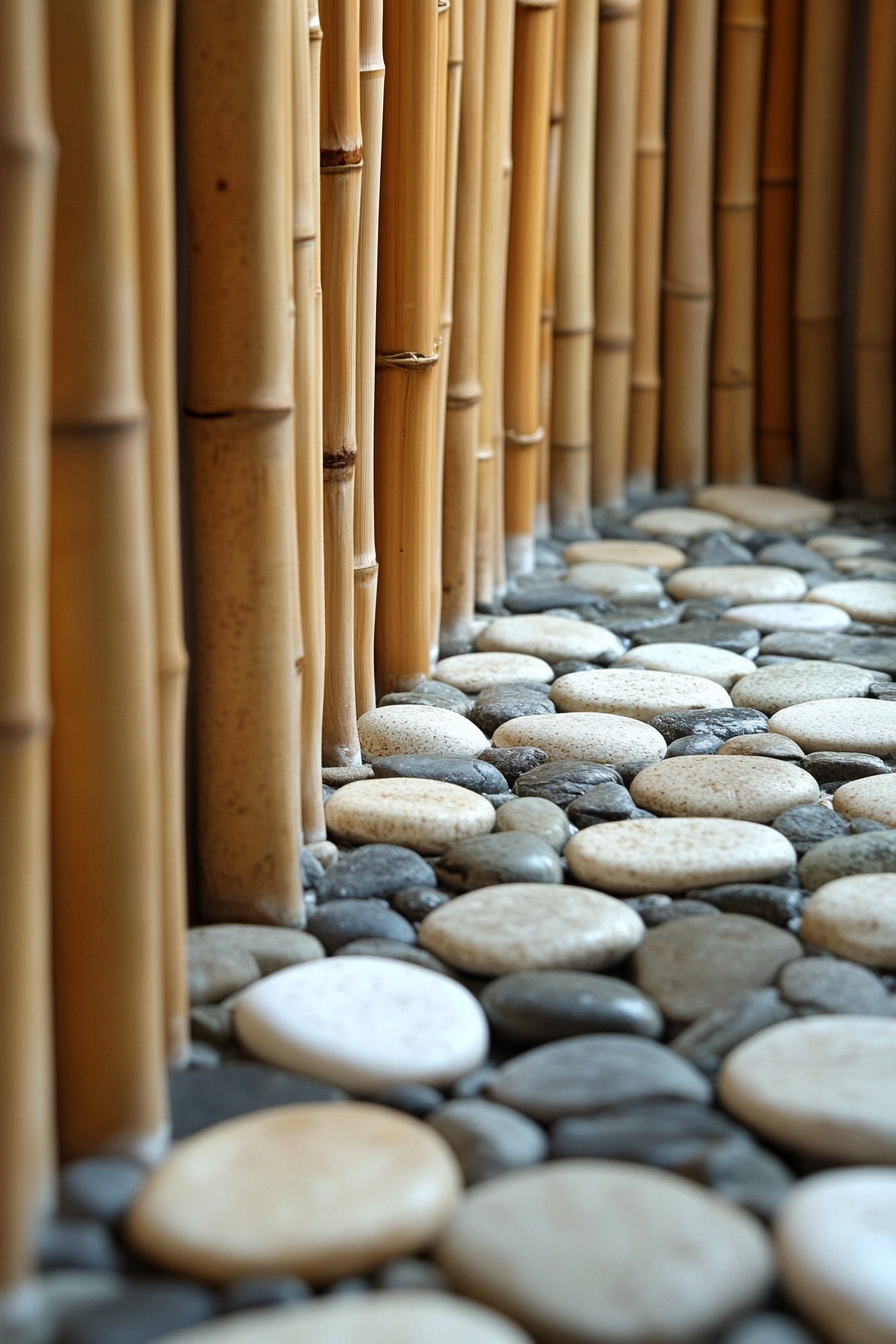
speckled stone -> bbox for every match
[566,818,797,895]
[563,538,686,569]
[802,750,892,784]
[357,706,488,758]
[550,668,731,722]
[476,614,623,664]
[807,534,885,560]
[494,796,570,851]
[325,778,494,854]
[667,566,807,605]
[693,484,833,529]
[616,642,755,689]
[806,579,896,625]
[800,873,896,967]
[479,745,549,786]
[434,652,554,693]
[563,562,665,601]
[722,602,851,634]
[689,883,804,926]
[481,970,663,1043]
[493,712,667,764]
[833,772,896,826]
[732,662,880,715]
[418,884,644,976]
[798,830,896,889]
[718,733,805,761]
[759,630,896,675]
[567,782,650,826]
[630,756,818,822]
[777,955,890,1015]
[632,506,740,537]
[768,697,896,754]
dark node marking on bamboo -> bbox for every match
[324,446,359,470]
[320,146,364,168]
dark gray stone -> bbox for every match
[778,956,890,1014]
[428,1099,548,1184]
[625,897,720,926]
[169,1063,346,1141]
[759,631,896,675]
[436,832,564,892]
[39,1220,122,1273]
[600,607,681,638]
[504,585,604,613]
[550,659,599,676]
[481,970,663,1044]
[377,688,470,717]
[567,782,646,826]
[60,1158,146,1226]
[300,848,325,891]
[374,1259,450,1292]
[307,899,416,952]
[650,707,768,744]
[755,541,832,572]
[799,751,892,784]
[370,754,507,794]
[679,596,735,618]
[471,694,556,736]
[682,1137,794,1219]
[798,829,896,888]
[513,759,623,809]
[687,533,755,566]
[382,678,470,710]
[722,1311,822,1344]
[317,844,436,902]
[451,1065,498,1099]
[635,620,759,653]
[391,886,450,922]
[223,1277,311,1312]
[671,988,794,1075]
[474,681,553,701]
[772,804,848,855]
[685,883,804,927]
[479,745,548,785]
[665,733,724,757]
[57,1281,219,1344]
[616,760,657,786]
[190,1003,233,1048]
[333,939,451,975]
[372,1084,444,1117]
[551,1099,745,1165]
[848,817,890,832]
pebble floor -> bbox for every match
[12,486,896,1344]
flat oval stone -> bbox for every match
[777,955,889,1014]
[169,1064,346,1143]
[436,832,564,892]
[325,778,494,854]
[833,772,896,826]
[427,1100,548,1186]
[550,669,731,721]
[722,602,851,634]
[667,567,807,604]
[418,884,644,976]
[476,615,623,664]
[317,844,436,902]
[637,619,761,654]
[512,760,624,808]
[126,1104,460,1283]
[717,733,805,761]
[494,796,570,851]
[806,579,896,625]
[719,1016,896,1160]
[357,706,488,758]
[481,970,663,1044]
[564,562,665,601]
[650,706,769,743]
[371,755,507,795]
[493,712,667,764]
[803,750,892,783]
[632,506,740,536]
[776,1168,896,1344]
[630,755,818,822]
[768,698,896,753]
[616,642,755,689]
[798,830,896,888]
[732,662,880,715]
[809,534,885,559]
[435,1161,773,1344]
[563,538,686,569]
[307,901,416,954]
[566,818,797,895]
[632,915,802,1023]
[479,745,549,786]
[800,873,896,966]
[434,652,554,693]
[670,989,794,1075]
[235,958,488,1091]
[693,484,833,529]
[550,1098,746,1164]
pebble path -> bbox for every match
[19,486,896,1344]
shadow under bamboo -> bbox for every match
[628,0,667,493]
[536,0,566,539]
[48,0,168,1161]
[757,0,800,486]
[794,0,849,497]
[661,0,718,488]
[182,0,303,924]
[551,0,598,531]
[855,0,896,501]
[711,0,767,484]
[0,0,56,1292]
[353,0,384,717]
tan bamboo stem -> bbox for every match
[132,0,189,1068]
[476,0,516,607]
[374,0,441,691]
[855,0,896,501]
[551,0,598,530]
[0,0,56,1290]
[661,0,717,487]
[710,0,767,483]
[794,0,849,497]
[182,0,303,923]
[627,0,667,492]
[504,0,557,578]
[48,0,167,1161]
[536,0,566,538]
[756,0,800,485]
[320,0,363,765]
[353,0,383,716]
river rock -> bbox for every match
[777,956,890,1015]
[564,562,665,601]
[479,745,549,786]
[800,873,896,966]
[632,506,741,536]
[317,844,437,902]
[759,630,896,675]
[798,830,896,888]
[732,661,880,714]
[687,533,755,567]
[833,771,896,825]
[550,1099,745,1166]
[436,832,564,891]
[371,755,507,795]
[806,579,896,625]
[325,778,494,854]
[471,691,555,737]
[481,969,662,1044]
[494,796,570,851]
[723,602,850,634]
[334,940,452,977]
[693,484,833,529]
[718,733,805,760]
[630,756,819,822]
[357,706,488,758]
[476,614,623,664]
[670,989,794,1074]
[427,1100,548,1186]
[493,712,667,763]
[768,697,896,753]
[667,566,807,605]
[513,760,623,808]
[616,642,755,688]
[567,782,649,826]
[168,1064,346,1142]
[808,534,884,560]
[755,540,833,572]
[306,901,416,953]
[550,668,731,720]
[634,619,761,654]
[434,652,554,692]
[689,883,804,927]
[650,706,769,743]
[563,538,686,569]
[801,750,892,784]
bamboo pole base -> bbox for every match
[475,449,496,608]
[441,398,479,652]
[353,562,378,716]
[323,468,363,766]
[711,384,756,484]
[628,381,661,494]
[592,346,632,505]
[158,665,189,1064]
[856,349,896,501]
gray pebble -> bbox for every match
[650,707,769,744]
[451,1065,498,1099]
[436,831,564,892]
[471,693,556,736]
[722,1312,822,1344]
[333,939,451,975]
[372,1084,444,1117]
[601,608,681,638]
[687,533,755,566]
[307,899,416,952]
[189,1003,233,1048]
[551,1099,744,1166]
[684,883,804,927]
[772,804,848,855]
[60,1158,146,1227]
[481,970,663,1044]
[758,631,896,676]
[513,759,623,809]
[390,887,450,922]
[222,1277,311,1312]
[616,760,658,786]
[777,956,890,1015]
[635,620,759,653]
[664,733,724,757]
[317,844,436,903]
[680,596,735,617]
[38,1220,122,1274]
[300,847,325,891]
[567,782,647,826]
[799,750,892,784]
[755,541,832,573]
[671,988,794,1075]
[626,897,720,926]
[56,1281,219,1344]
[504,586,601,614]
[798,829,896,888]
[169,1063,345,1141]
[682,1136,794,1219]
[478,745,549,786]
[370,754,507,795]
[428,1098,548,1184]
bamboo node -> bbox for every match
[375,351,439,369]
[593,335,634,352]
[323,446,358,470]
[446,383,483,409]
[599,0,640,17]
[320,146,363,169]
[662,280,713,302]
[506,427,545,447]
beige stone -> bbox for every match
[800,874,896,967]
[565,818,797,895]
[631,506,740,537]
[718,1016,896,1162]
[563,538,686,570]
[550,668,731,721]
[126,1104,461,1283]
[693,484,833,529]
[768,699,896,754]
[732,662,881,715]
[435,1161,774,1344]
[418,884,644,976]
[308,840,339,869]
[494,796,571,851]
[357,705,488,758]
[492,712,666,764]
[806,580,896,625]
[434,652,554,693]
[189,925,323,987]
[476,614,623,664]
[616,642,755,689]
[717,733,805,760]
[834,773,896,827]
[325,778,494,854]
[722,602,851,634]
[188,942,260,1008]
[630,755,818,822]
[666,566,807,605]
[563,562,664,602]
[835,557,896,578]
[807,534,884,560]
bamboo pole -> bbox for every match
[855,0,896,501]
[627,0,667,493]
[794,0,849,497]
[0,0,56,1291]
[592,0,640,506]
[182,0,303,923]
[710,0,767,484]
[536,0,566,539]
[320,0,363,765]
[756,0,800,485]
[551,0,599,530]
[374,0,441,691]
[353,0,384,716]
[504,0,558,578]
[661,0,718,488]
[48,0,167,1161]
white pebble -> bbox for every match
[325,778,494,854]
[732,661,881,715]
[768,698,896,754]
[476,615,623,664]
[801,873,896,967]
[666,566,807,604]
[564,562,664,601]
[550,668,731,721]
[722,601,851,634]
[805,579,896,625]
[693,484,833,529]
[492,712,667,763]
[630,755,819,822]
[615,642,755,689]
[434,651,554,693]
[358,705,488,758]
[563,538,686,570]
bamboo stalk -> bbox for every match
[504,0,558,578]
[353,0,384,716]
[182,0,303,923]
[374,0,441,691]
[627,0,667,493]
[855,0,896,501]
[756,0,800,485]
[710,0,768,484]
[794,0,849,497]
[551,0,598,530]
[320,0,363,765]
[48,0,167,1160]
[0,0,56,1290]
[661,0,718,488]
[536,0,566,539]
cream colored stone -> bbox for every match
[630,755,819,822]
[435,1161,774,1344]
[718,1016,896,1162]
[492,712,666,764]
[308,840,339,869]
[126,1104,461,1283]
[768,698,896,754]
[806,580,896,625]
[325,778,494,854]
[776,1169,896,1344]
[494,796,571,851]
[835,557,896,577]
[631,506,740,537]
[834,773,896,826]
[562,538,686,570]
[476,615,623,664]
[807,534,884,560]
[563,562,664,601]
[615,642,755,689]
[666,566,807,604]
[235,957,489,1090]
[717,732,805,760]
[418,883,644,976]
[357,705,488,758]
[189,925,324,981]
[694,484,833,529]
[566,818,796,895]
[434,652,554,693]
[722,601,851,634]
[550,668,731,721]
[732,661,881,715]
[800,874,896,967]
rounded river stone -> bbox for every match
[493,712,667,764]
[732,661,880,715]
[806,579,896,625]
[481,970,663,1044]
[632,506,740,536]
[768,697,896,754]
[317,844,436,903]
[436,832,564,892]
[479,746,549,786]
[370,755,508,795]
[717,732,805,761]
[563,562,665,601]
[833,772,896,826]
[798,830,896,889]
[800,873,896,967]
[325,778,495,855]
[512,760,623,809]
[563,538,686,569]
[168,1064,345,1142]
[630,755,819,822]
[476,614,623,664]
[693,483,832,529]
[434,651,554,693]
[494,796,570,851]
[666,566,807,605]
[616,642,755,688]
[650,706,769,743]
[777,956,889,1015]
[357,705,488,757]
[427,1099,548,1185]
[550,669,731,721]
[722,603,851,635]
[306,900,416,954]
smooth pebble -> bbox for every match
[630,755,819,822]
[833,772,896,826]
[722,602,850,634]
[550,668,731,721]
[427,1100,548,1186]
[476,615,623,664]
[800,873,896,966]
[632,506,740,537]
[732,662,881,715]
[434,652,554,693]
[493,712,667,764]
[693,484,833,529]
[806,580,896,625]
[808,534,884,560]
[667,566,807,605]
[562,538,686,569]
[563,562,664,601]
[768,698,896,754]
[481,969,663,1043]
[717,733,805,761]
[777,956,889,1015]
[494,796,570,851]
[616,642,755,689]
[357,706,487,758]
[325,778,494,854]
